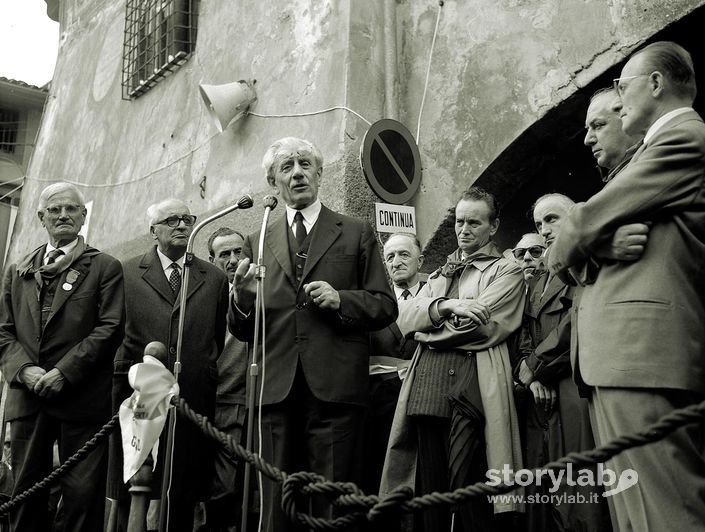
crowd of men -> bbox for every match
[0,40,702,532]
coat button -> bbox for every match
[448,369,455,376]
[169,346,176,355]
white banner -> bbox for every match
[119,355,179,483]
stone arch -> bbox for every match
[421,5,705,272]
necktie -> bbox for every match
[294,211,307,246]
[45,249,64,265]
[169,263,181,293]
[401,289,412,300]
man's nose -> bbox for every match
[523,250,534,261]
[584,129,595,146]
[292,161,305,177]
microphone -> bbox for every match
[236,194,254,209]
[263,195,278,211]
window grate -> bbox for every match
[121,0,198,100]
[0,109,19,154]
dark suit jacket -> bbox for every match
[114,246,228,413]
[0,243,124,423]
[549,109,705,393]
[108,246,228,500]
[517,274,574,386]
[229,205,397,407]
[369,283,425,362]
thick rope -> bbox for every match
[174,396,705,530]
[1,396,703,530]
[0,413,119,517]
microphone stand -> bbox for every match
[241,195,277,532]
[159,195,253,532]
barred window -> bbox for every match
[122,0,198,99]
[0,109,19,154]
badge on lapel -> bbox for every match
[63,269,80,291]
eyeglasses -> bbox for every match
[44,204,83,216]
[612,74,649,97]
[512,246,545,260]
[155,215,197,227]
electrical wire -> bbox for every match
[249,105,372,126]
[0,182,24,204]
[416,1,444,142]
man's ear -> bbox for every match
[37,212,44,226]
[650,71,665,98]
[418,254,425,268]
[149,226,157,240]
[490,218,500,236]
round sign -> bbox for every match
[360,119,422,204]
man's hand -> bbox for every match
[596,222,650,261]
[438,299,490,326]
[529,380,557,413]
[518,359,534,386]
[232,258,257,312]
[19,366,46,391]
[304,281,340,310]
[33,368,66,398]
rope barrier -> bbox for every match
[174,395,705,530]
[1,395,704,530]
[0,413,119,517]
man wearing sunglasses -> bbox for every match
[550,41,705,530]
[510,233,546,284]
[109,198,229,531]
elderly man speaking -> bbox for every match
[0,182,125,532]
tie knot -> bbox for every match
[401,289,412,300]
[45,249,64,265]
[171,262,180,271]
[294,211,304,222]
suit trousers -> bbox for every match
[589,387,705,532]
[257,366,364,532]
[10,410,107,532]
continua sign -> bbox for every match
[375,203,416,234]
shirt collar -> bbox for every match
[46,237,79,262]
[394,282,421,300]
[286,198,322,228]
[156,247,185,273]
[644,107,693,145]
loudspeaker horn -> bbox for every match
[198,79,257,132]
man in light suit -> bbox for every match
[109,198,228,532]
[549,41,705,531]
[0,182,124,532]
[230,137,397,531]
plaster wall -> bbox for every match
[8,0,705,264]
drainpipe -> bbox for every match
[384,0,399,120]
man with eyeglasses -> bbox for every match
[510,233,546,284]
[0,182,124,532]
[516,194,611,532]
[550,41,705,530]
[109,198,229,531]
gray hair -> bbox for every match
[384,232,423,255]
[261,137,323,183]
[37,182,85,212]
[146,198,190,229]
